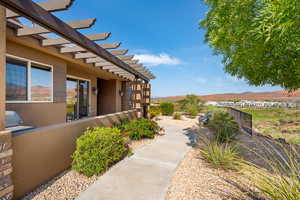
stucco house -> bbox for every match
[0,0,155,199]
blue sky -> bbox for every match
[52,0,282,97]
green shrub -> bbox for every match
[185,104,199,117]
[200,140,240,170]
[113,116,130,132]
[208,111,239,143]
[71,127,128,177]
[173,112,182,120]
[160,102,174,116]
[124,118,160,140]
[149,106,161,119]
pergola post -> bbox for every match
[0,7,13,200]
[143,83,151,118]
[132,78,143,118]
[0,6,5,131]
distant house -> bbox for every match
[0,0,155,199]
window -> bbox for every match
[6,58,28,101]
[6,55,53,102]
[31,64,52,101]
[66,77,90,121]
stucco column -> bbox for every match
[0,6,6,131]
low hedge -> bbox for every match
[123,118,160,140]
[160,102,174,116]
[71,127,128,177]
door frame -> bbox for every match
[66,75,92,118]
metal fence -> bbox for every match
[227,107,253,135]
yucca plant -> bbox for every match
[239,142,300,200]
[200,139,240,170]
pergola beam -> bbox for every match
[100,64,150,75]
[93,59,138,66]
[118,55,134,61]
[60,42,121,53]
[101,66,120,70]
[17,18,96,36]
[100,64,152,79]
[110,49,128,56]
[74,49,128,59]
[42,32,110,46]
[42,33,110,46]
[6,0,74,18]
[88,55,134,64]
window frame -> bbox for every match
[6,54,54,103]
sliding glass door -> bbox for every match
[66,77,90,121]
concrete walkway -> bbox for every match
[76,118,196,200]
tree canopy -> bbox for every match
[200,0,300,90]
[177,95,204,108]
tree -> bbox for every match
[177,94,203,109]
[200,0,300,90]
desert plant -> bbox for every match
[239,144,300,200]
[160,102,174,116]
[208,111,239,143]
[149,106,161,119]
[173,112,182,120]
[113,116,130,132]
[200,139,240,170]
[185,104,199,117]
[124,118,160,140]
[177,95,203,115]
[71,127,128,177]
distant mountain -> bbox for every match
[153,89,300,102]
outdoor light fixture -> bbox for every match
[119,90,124,97]
[92,87,98,95]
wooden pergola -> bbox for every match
[0,0,155,81]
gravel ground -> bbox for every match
[165,148,246,200]
[165,123,258,200]
[22,127,165,200]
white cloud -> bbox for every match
[134,53,182,66]
[225,75,240,82]
[194,77,207,84]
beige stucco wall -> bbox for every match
[98,79,122,115]
[12,110,138,199]
[5,41,68,127]
[6,103,66,127]
[116,80,122,112]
